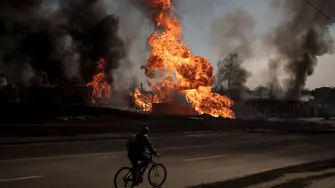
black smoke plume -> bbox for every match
[265,0,335,100]
[0,0,126,86]
[267,58,281,99]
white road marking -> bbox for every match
[0,137,296,163]
[156,137,294,151]
[184,133,241,137]
[0,175,43,183]
[183,154,227,162]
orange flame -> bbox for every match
[133,88,153,112]
[87,58,111,104]
[135,0,235,118]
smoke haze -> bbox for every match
[265,0,335,99]
[211,8,255,91]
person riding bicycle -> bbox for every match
[127,125,159,186]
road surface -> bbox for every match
[1,131,335,188]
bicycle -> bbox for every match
[114,152,167,188]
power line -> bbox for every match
[302,0,335,24]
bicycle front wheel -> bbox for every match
[148,163,167,187]
[114,167,133,188]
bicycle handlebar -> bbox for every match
[145,152,160,160]
[145,152,159,156]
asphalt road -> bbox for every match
[1,131,335,188]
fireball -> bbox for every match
[134,0,235,119]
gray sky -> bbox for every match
[46,0,335,89]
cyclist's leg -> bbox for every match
[138,153,150,175]
[128,152,139,182]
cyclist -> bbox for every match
[127,125,159,187]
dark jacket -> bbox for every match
[128,133,156,155]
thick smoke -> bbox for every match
[265,0,335,100]
[211,8,255,93]
[128,0,151,20]
[267,58,281,99]
[0,0,126,86]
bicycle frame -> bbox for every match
[138,153,157,177]
[122,152,158,183]
[117,153,162,188]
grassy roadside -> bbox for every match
[188,157,335,188]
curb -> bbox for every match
[2,129,335,145]
[0,131,219,145]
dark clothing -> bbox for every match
[128,152,150,172]
[127,133,156,155]
[127,133,156,185]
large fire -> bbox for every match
[134,0,235,118]
[133,88,153,112]
[87,58,111,104]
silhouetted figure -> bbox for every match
[126,125,158,187]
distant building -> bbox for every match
[245,99,301,119]
[244,98,321,119]
[301,100,320,117]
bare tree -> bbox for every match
[126,76,140,92]
[213,53,250,98]
[124,75,141,109]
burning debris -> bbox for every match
[87,58,111,105]
[0,0,125,87]
[133,88,153,112]
[135,0,235,119]
[265,0,335,100]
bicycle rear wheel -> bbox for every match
[114,167,133,188]
[148,163,167,187]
